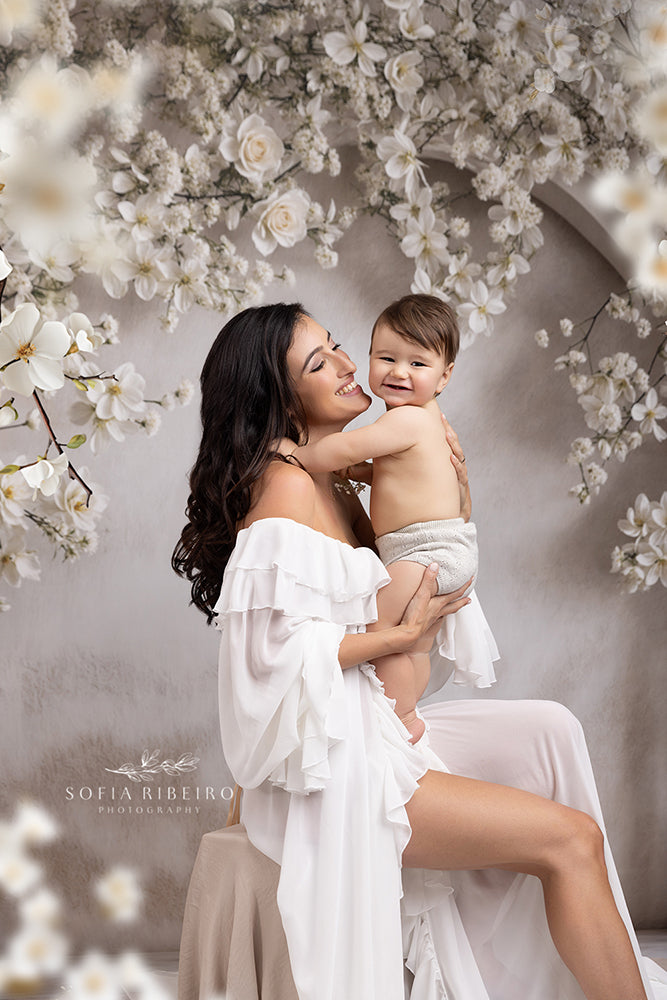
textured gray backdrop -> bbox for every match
[1,154,665,952]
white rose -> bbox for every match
[252,189,310,256]
[220,114,284,184]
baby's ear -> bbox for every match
[436,361,455,395]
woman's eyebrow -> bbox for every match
[301,332,333,372]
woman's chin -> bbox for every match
[345,389,372,418]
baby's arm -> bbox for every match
[293,407,422,474]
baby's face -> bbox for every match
[369,322,453,409]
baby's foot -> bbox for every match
[400,709,426,745]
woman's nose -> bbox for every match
[336,348,356,375]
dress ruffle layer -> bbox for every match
[215,519,667,1000]
[214,516,391,627]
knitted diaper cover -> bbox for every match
[375,517,478,596]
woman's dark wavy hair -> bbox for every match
[172,302,309,622]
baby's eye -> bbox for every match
[379,356,394,362]
[411,361,427,367]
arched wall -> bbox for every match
[1,151,664,949]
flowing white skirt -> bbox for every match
[413,698,667,1000]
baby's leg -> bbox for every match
[368,559,433,744]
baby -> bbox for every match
[294,294,477,744]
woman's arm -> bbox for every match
[442,416,471,521]
[338,565,471,669]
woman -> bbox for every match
[173,302,662,1000]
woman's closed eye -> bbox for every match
[310,342,342,372]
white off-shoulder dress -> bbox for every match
[214,517,666,1000]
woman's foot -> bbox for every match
[400,709,426,745]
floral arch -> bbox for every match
[0,0,665,610]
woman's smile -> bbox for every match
[335,379,362,396]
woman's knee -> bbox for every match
[543,807,606,877]
[526,699,585,743]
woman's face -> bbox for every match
[287,315,371,439]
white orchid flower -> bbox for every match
[631,388,667,441]
[0,303,70,396]
[323,20,387,77]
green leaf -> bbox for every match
[66,434,86,449]
[0,464,20,475]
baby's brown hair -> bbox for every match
[372,293,459,365]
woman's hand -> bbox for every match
[338,461,373,485]
[441,416,471,522]
[398,563,472,651]
[337,564,471,669]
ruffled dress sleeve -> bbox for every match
[213,517,390,795]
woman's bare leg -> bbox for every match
[403,769,648,1000]
[368,560,432,743]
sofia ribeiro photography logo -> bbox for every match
[65,748,236,817]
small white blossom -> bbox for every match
[95,866,142,922]
[400,207,450,271]
[631,388,667,441]
[384,51,423,110]
[376,125,425,200]
[568,437,594,464]
[618,494,655,539]
[636,541,667,587]
[20,453,69,499]
[52,475,108,532]
[19,887,62,926]
[399,2,435,41]
[535,328,549,347]
[323,20,387,77]
[585,462,608,488]
[112,243,172,302]
[139,409,162,436]
[175,378,194,405]
[65,951,120,1000]
[6,923,68,980]
[0,847,42,896]
[648,492,667,550]
[117,194,166,244]
[533,68,555,94]
[1,463,31,525]
[93,365,145,423]
[579,382,623,433]
[457,281,506,340]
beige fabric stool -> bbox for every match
[177,790,299,1000]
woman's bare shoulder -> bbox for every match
[244,459,316,528]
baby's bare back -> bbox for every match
[370,404,461,536]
